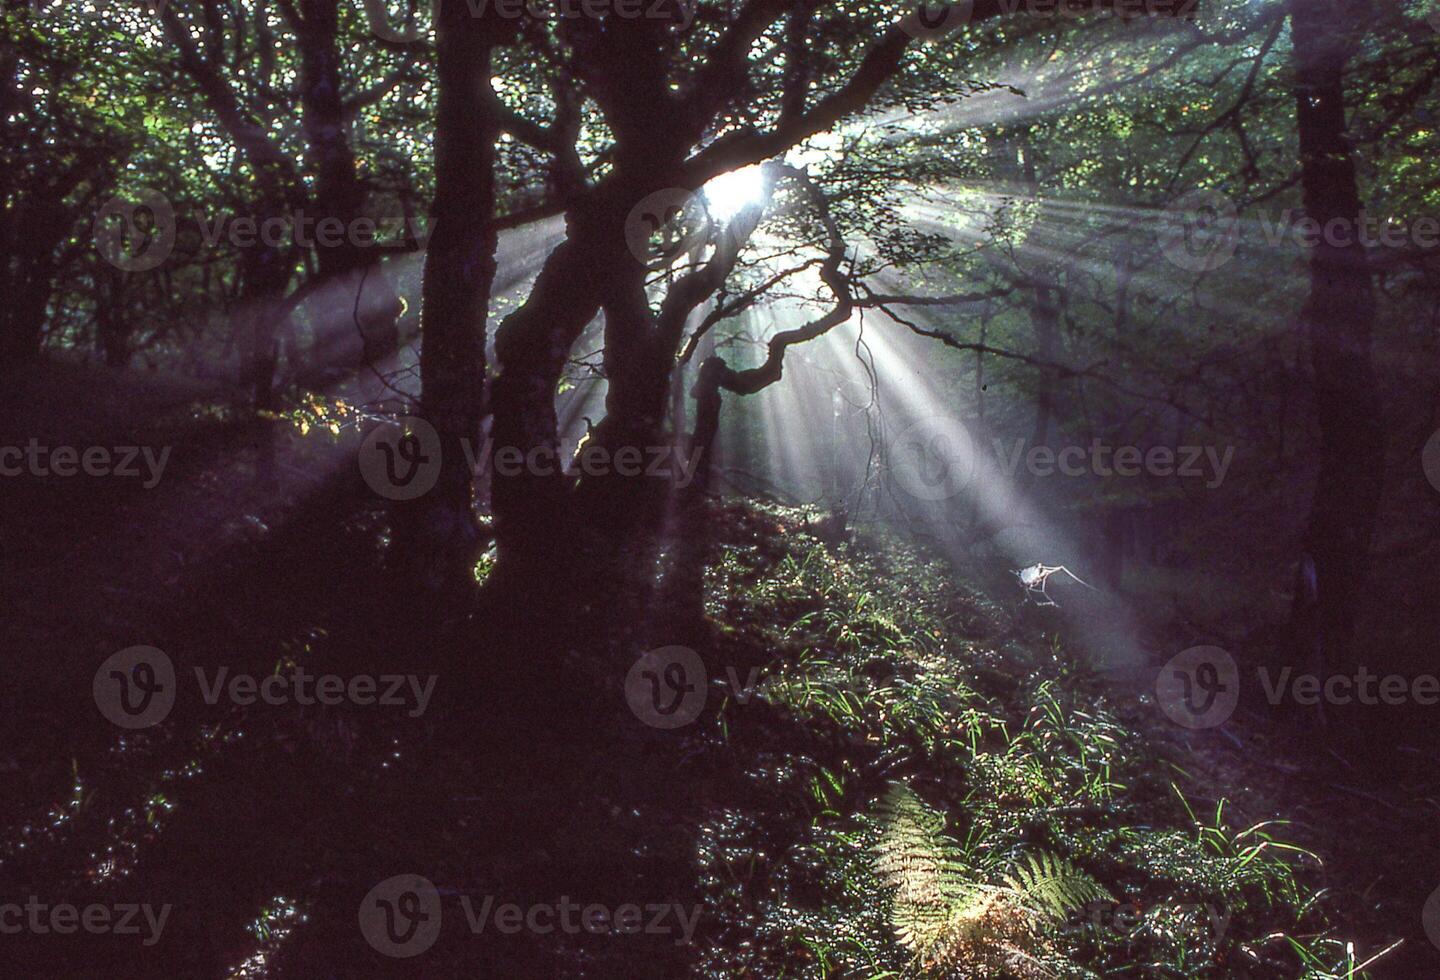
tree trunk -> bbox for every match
[1286,0,1383,678]
[296,0,365,277]
[0,197,74,371]
[0,279,51,369]
[686,356,727,500]
[96,266,131,368]
[1013,131,1064,492]
[400,5,503,588]
[489,234,605,567]
[237,241,292,414]
[294,0,403,365]
[1021,282,1060,490]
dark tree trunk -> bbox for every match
[491,251,678,568]
[0,196,80,371]
[1021,282,1060,490]
[580,278,682,534]
[489,234,605,567]
[295,0,403,365]
[662,354,728,628]
[591,204,682,455]
[0,278,51,368]
[237,239,293,414]
[1008,130,1064,493]
[399,5,505,587]
[687,356,727,500]
[96,266,131,368]
[296,0,364,277]
[1286,0,1383,677]
[487,20,730,569]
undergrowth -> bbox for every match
[693,501,1368,979]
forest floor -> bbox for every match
[0,360,1436,978]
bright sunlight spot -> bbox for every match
[703,165,768,224]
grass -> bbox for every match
[691,500,1371,978]
[0,485,1387,977]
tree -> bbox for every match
[0,6,129,368]
[460,0,1198,572]
[155,0,418,409]
[398,0,512,585]
[1283,0,1383,678]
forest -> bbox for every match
[2,0,1439,975]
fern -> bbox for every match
[871,783,1112,976]
[1003,852,1113,921]
[872,784,982,954]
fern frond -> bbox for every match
[872,784,979,953]
[872,788,1109,975]
[1003,852,1113,921]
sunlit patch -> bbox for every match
[0,726,240,885]
[473,547,497,583]
[785,129,846,171]
[703,165,769,224]
[227,896,308,980]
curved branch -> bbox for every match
[718,165,852,395]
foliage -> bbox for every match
[872,782,1110,975]
[694,502,1372,978]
